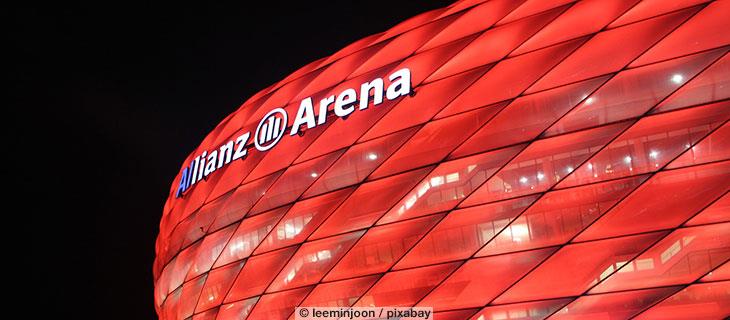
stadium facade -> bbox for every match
[154,0,730,319]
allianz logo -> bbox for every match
[175,68,413,198]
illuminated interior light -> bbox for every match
[316,250,331,260]
[417,182,430,197]
[367,153,378,160]
[671,73,684,84]
[618,262,635,273]
[510,223,529,242]
[430,176,445,187]
[519,176,528,184]
[404,195,417,209]
[599,265,615,280]
[445,172,459,183]
[310,172,318,178]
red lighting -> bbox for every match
[155,1,730,319]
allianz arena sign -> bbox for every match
[175,68,413,198]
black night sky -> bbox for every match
[10,1,452,318]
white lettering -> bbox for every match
[175,68,413,198]
[359,78,384,110]
[204,150,218,176]
[232,132,249,161]
[335,88,357,117]
[290,97,316,136]
[318,95,335,124]
[386,68,412,100]
[218,141,233,168]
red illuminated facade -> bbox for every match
[154,0,730,319]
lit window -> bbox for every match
[446,172,460,183]
[430,176,445,187]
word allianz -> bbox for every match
[175,68,413,197]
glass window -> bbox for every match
[498,0,575,26]
[311,167,432,239]
[418,248,556,310]
[544,48,725,137]
[631,1,730,66]
[419,0,523,52]
[551,287,680,320]
[452,76,609,158]
[253,188,354,255]
[294,92,403,163]
[349,15,456,78]
[299,275,380,308]
[528,7,699,93]
[185,224,237,281]
[494,232,665,303]
[353,262,460,307]
[303,128,416,198]
[208,172,282,232]
[214,206,289,267]
[513,0,640,56]
[362,68,484,141]
[218,297,259,320]
[438,38,585,117]
[370,104,507,180]
[461,122,629,207]
[249,150,344,215]
[478,175,647,256]
[266,231,364,292]
[176,275,206,320]
[470,299,571,320]
[326,214,444,281]
[428,6,567,81]
[557,100,730,188]
[396,195,538,269]
[373,8,445,46]
[246,286,313,320]
[164,242,201,301]
[244,118,332,183]
[208,137,268,199]
[653,52,730,113]
[610,0,707,28]
[192,308,217,320]
[668,120,730,170]
[634,282,730,320]
[591,223,730,293]
[225,247,297,302]
[386,34,477,87]
[195,261,245,313]
[575,161,730,241]
[379,145,526,224]
[701,260,729,282]
[292,43,387,102]
[685,193,729,226]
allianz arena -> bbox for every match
[154,0,730,319]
